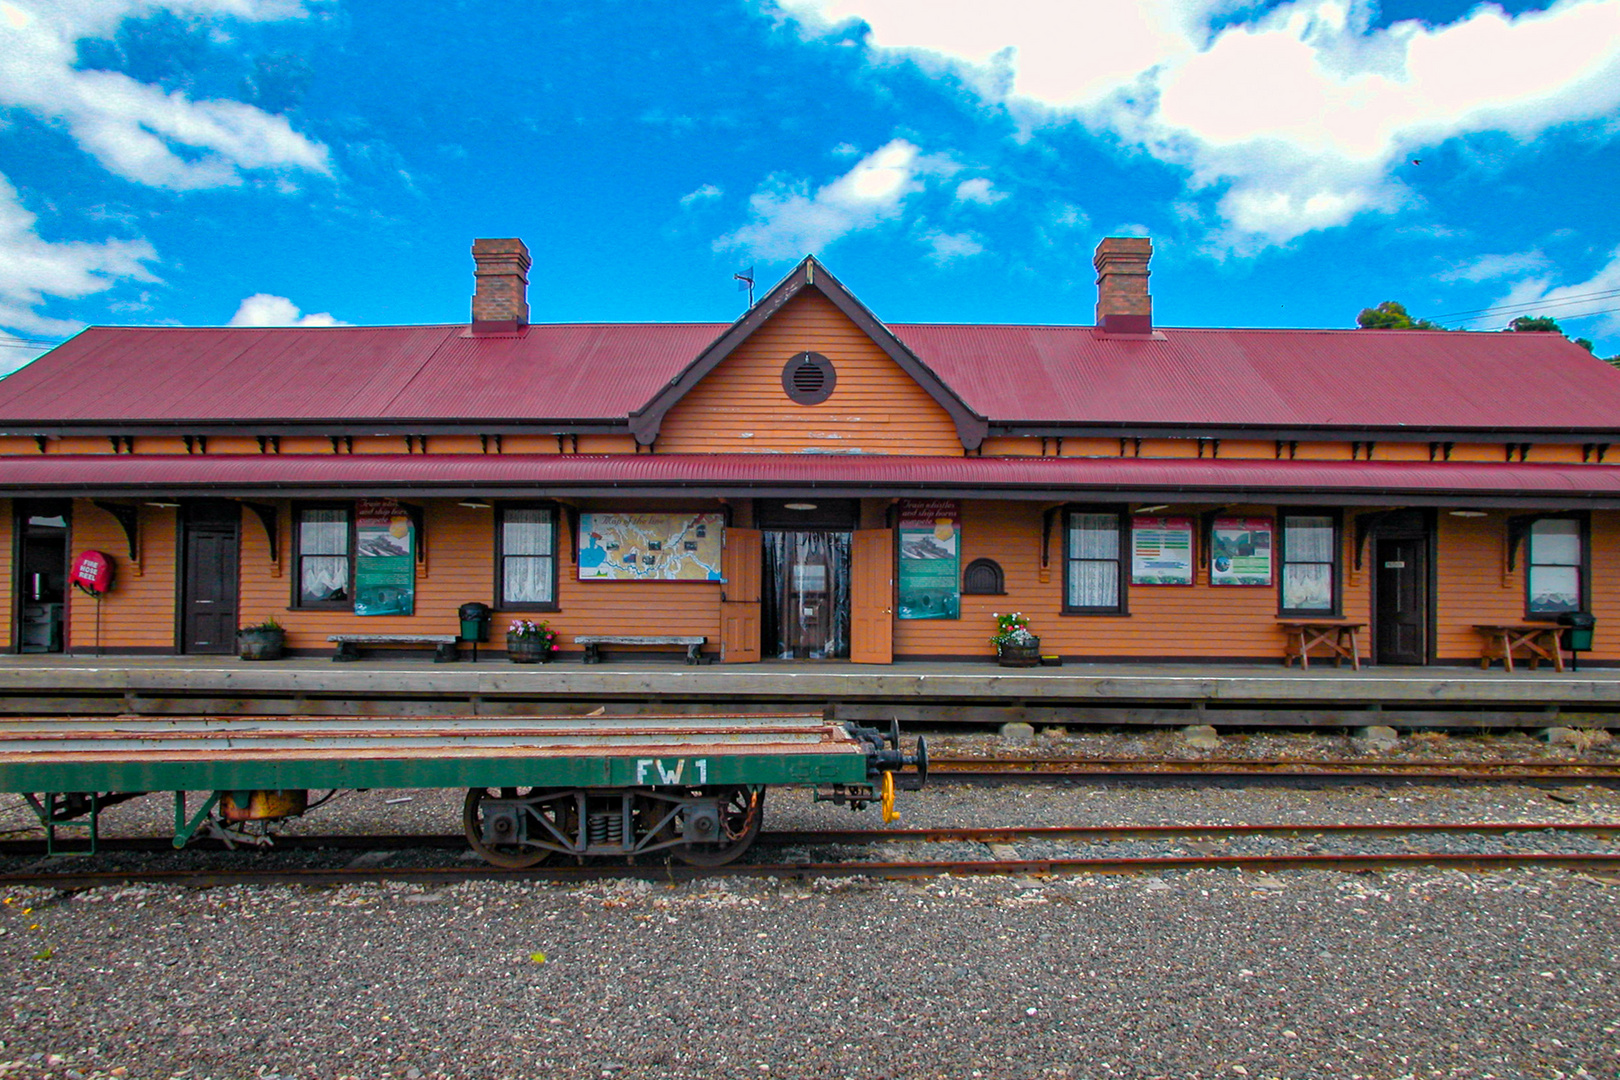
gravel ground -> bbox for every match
[2,728,1619,1079]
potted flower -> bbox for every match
[990,611,1040,667]
[506,618,559,663]
[237,618,286,661]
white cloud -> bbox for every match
[680,183,723,208]
[717,138,956,258]
[228,293,346,327]
[1437,250,1551,284]
[921,229,984,264]
[770,0,1620,248]
[1482,248,1620,341]
[954,177,1005,206]
[0,1,328,337]
[0,173,157,336]
[0,1,331,191]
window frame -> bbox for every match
[495,502,560,613]
[1278,509,1343,617]
[1524,512,1589,619]
[1061,506,1129,616]
[291,501,355,611]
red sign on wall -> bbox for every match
[69,550,115,595]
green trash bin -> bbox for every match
[1557,612,1595,670]
[458,602,492,645]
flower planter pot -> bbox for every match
[506,633,553,663]
[996,639,1041,668]
[237,628,285,661]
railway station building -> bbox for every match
[4,236,1620,669]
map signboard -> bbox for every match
[1131,516,1194,585]
[354,498,415,616]
[1210,516,1274,586]
[577,513,724,581]
[897,499,960,620]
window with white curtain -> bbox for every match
[297,506,352,607]
[1280,513,1338,614]
[499,505,558,609]
[1527,517,1583,615]
[1064,509,1125,614]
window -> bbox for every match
[1527,517,1584,615]
[296,505,352,608]
[1280,513,1339,615]
[498,505,558,610]
[1063,508,1126,614]
[962,558,1005,596]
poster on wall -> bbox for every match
[577,513,725,580]
[1131,516,1194,585]
[897,499,960,620]
[354,498,415,615]
[1210,516,1274,586]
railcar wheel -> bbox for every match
[673,785,766,867]
[462,787,556,869]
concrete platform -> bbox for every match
[0,655,1616,728]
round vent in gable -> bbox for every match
[782,351,836,405]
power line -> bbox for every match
[1445,303,1620,330]
[1427,286,1620,323]
[0,334,65,350]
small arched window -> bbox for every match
[962,557,1005,595]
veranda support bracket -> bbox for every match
[91,500,140,563]
[243,502,279,563]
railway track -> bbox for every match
[3,821,1616,889]
[926,755,1620,783]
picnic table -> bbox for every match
[1279,621,1365,670]
[1473,624,1564,673]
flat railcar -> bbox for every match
[0,712,925,867]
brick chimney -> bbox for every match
[471,238,531,332]
[1093,236,1152,334]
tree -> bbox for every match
[1509,315,1563,333]
[1356,301,1442,330]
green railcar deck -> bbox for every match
[0,712,872,793]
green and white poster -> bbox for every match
[897,499,960,620]
[1131,516,1194,585]
[354,498,416,615]
[1210,516,1273,587]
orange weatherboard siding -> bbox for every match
[66,501,178,651]
[657,291,962,455]
[0,502,10,649]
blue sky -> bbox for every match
[3,0,1620,375]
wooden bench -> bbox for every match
[1279,621,1365,670]
[329,634,459,663]
[1474,624,1564,673]
[575,634,706,665]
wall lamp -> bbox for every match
[457,498,492,509]
[1136,504,1170,514]
[1448,510,1488,517]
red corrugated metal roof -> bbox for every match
[2,319,1617,432]
[889,324,1620,429]
[5,453,1620,501]
[0,323,725,424]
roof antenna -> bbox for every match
[733,265,755,310]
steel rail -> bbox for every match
[926,756,1620,782]
[5,821,1616,857]
[3,851,1619,891]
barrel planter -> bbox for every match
[996,639,1041,668]
[237,628,286,661]
[506,634,553,663]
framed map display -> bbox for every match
[577,513,724,581]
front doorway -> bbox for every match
[13,500,70,653]
[1371,511,1433,665]
[179,502,240,654]
[757,499,858,661]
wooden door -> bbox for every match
[1374,537,1427,664]
[850,528,893,664]
[182,519,240,654]
[719,527,761,663]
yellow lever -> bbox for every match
[880,770,898,823]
